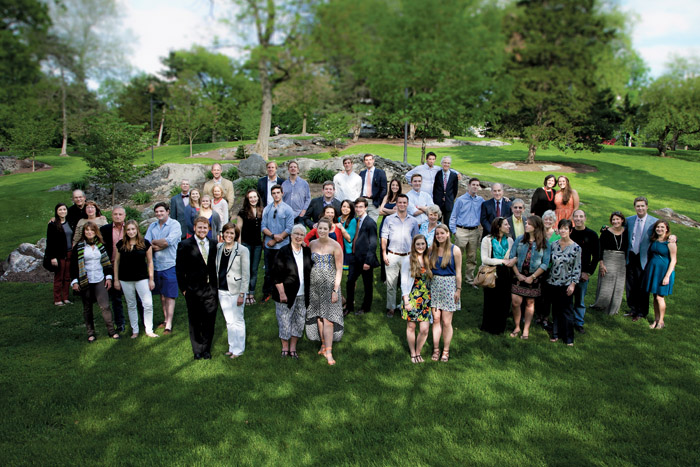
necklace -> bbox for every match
[292,246,302,255]
[223,245,233,256]
[611,230,623,251]
[544,188,554,202]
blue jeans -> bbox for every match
[573,279,589,327]
[242,243,262,294]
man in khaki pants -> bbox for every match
[448,178,484,288]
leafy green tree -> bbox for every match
[274,63,333,135]
[78,113,145,206]
[166,76,213,157]
[320,112,350,151]
[8,105,55,171]
[493,0,618,163]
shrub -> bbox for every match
[3,170,11,176]
[124,206,142,221]
[170,185,182,196]
[141,161,161,175]
[307,167,335,184]
[235,177,258,194]
[70,179,88,191]
[329,147,341,158]
[224,166,239,180]
[205,170,213,180]
[235,145,247,160]
[131,192,152,204]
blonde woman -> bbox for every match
[185,188,202,237]
[198,194,221,240]
[212,185,229,226]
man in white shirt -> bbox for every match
[405,174,433,224]
[405,151,460,196]
[334,157,363,202]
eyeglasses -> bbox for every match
[512,206,524,210]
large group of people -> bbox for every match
[45,157,679,362]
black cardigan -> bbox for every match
[270,244,312,309]
[46,221,70,261]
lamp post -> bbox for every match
[403,87,408,164]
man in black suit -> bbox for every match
[303,181,342,229]
[359,153,387,222]
[345,197,380,316]
[257,161,286,208]
[66,189,88,232]
[480,183,512,236]
[176,216,219,360]
[433,156,459,225]
[100,206,126,333]
[170,179,191,240]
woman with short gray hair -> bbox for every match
[419,205,442,248]
[271,224,312,358]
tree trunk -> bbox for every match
[352,121,361,142]
[527,143,537,164]
[409,123,416,143]
[254,69,273,160]
[301,113,307,135]
[189,136,194,157]
[32,158,35,172]
[59,68,68,156]
[657,139,667,157]
[112,185,116,207]
[670,131,681,151]
[421,138,426,164]
[156,108,165,147]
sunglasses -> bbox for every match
[273,209,277,219]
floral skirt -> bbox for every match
[430,275,461,312]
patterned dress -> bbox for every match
[401,267,432,322]
[305,253,344,342]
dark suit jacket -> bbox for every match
[257,176,286,208]
[99,223,120,262]
[352,216,380,268]
[359,168,387,208]
[480,198,513,233]
[303,197,342,228]
[46,221,69,262]
[175,236,218,295]
[433,170,459,212]
[506,216,524,241]
[66,204,87,232]
[170,193,190,239]
[270,244,312,309]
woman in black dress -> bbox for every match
[480,217,515,334]
[236,189,263,304]
[530,174,557,218]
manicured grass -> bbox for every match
[134,140,256,165]
[1,141,699,465]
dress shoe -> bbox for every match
[193,353,203,360]
[386,308,395,318]
[575,325,585,334]
[202,352,212,360]
[631,316,641,322]
[353,309,364,316]
[118,324,126,333]
[623,312,635,318]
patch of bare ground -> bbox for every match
[491,161,597,174]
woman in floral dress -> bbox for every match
[400,235,433,363]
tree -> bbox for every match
[320,112,350,152]
[166,77,213,157]
[493,0,618,163]
[78,113,145,206]
[232,0,312,159]
[274,62,332,135]
[8,105,55,171]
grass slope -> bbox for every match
[1,142,699,465]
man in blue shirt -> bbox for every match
[261,184,295,299]
[281,160,311,224]
[449,178,484,288]
[145,202,182,334]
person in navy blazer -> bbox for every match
[359,153,387,221]
[480,183,512,236]
[624,196,658,320]
[176,216,219,359]
[433,156,460,224]
[170,179,191,240]
[345,197,380,315]
[257,161,286,208]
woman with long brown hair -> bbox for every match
[400,235,432,363]
[643,220,677,329]
[480,217,515,335]
[45,203,73,306]
[113,220,157,338]
[509,215,551,339]
[236,188,263,304]
[70,221,119,342]
[72,200,107,246]
[429,224,462,362]
[553,176,579,225]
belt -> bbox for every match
[457,225,478,230]
[388,250,409,256]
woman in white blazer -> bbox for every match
[216,223,250,358]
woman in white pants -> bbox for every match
[216,223,250,358]
[113,220,157,338]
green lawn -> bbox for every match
[1,141,699,465]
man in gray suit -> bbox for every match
[170,179,191,240]
[625,196,658,321]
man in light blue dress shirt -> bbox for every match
[261,185,295,299]
[405,174,433,224]
[281,160,311,224]
[449,178,484,287]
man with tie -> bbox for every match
[449,178,484,288]
[170,179,191,240]
[345,197,380,316]
[480,183,512,237]
[304,181,342,229]
[433,156,460,225]
[359,153,387,222]
[176,217,219,360]
[625,197,659,321]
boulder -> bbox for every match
[48,183,72,192]
[0,240,53,283]
[238,153,268,178]
[654,208,700,229]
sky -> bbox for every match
[121,0,700,79]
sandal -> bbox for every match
[410,354,418,364]
[415,355,424,363]
[225,351,233,356]
[656,322,665,330]
[550,338,559,343]
[317,345,326,355]
[649,321,658,329]
[520,334,529,340]
[131,333,139,339]
[146,333,160,338]
[281,350,289,357]
[249,296,256,305]
[509,330,520,338]
[111,334,120,340]
[87,335,96,343]
[325,348,336,365]
[54,301,65,306]
[432,349,441,361]
[289,350,299,359]
[441,350,450,362]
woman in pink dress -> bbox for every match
[553,175,579,225]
